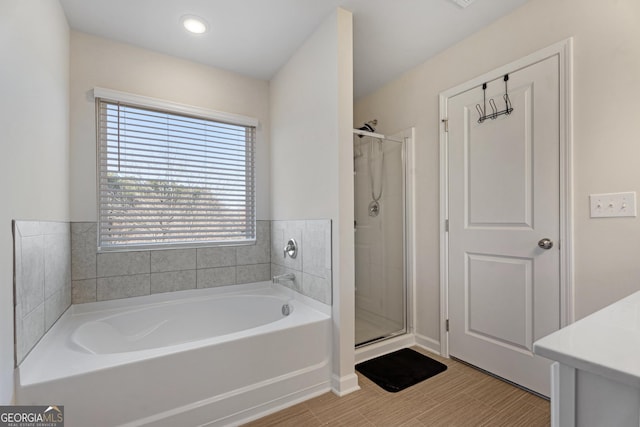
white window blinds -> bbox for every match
[96,98,256,250]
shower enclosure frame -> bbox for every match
[352,127,413,350]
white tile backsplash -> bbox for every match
[302,273,331,305]
[18,303,44,363]
[45,285,71,330]
[237,221,270,265]
[237,263,271,284]
[196,246,236,269]
[16,221,42,237]
[302,220,332,280]
[13,220,72,365]
[151,270,197,294]
[44,230,71,298]
[197,266,237,288]
[151,248,196,273]
[97,274,150,301]
[71,222,96,280]
[271,219,332,304]
[72,279,96,304]
[20,235,45,315]
[72,220,272,303]
[97,251,150,277]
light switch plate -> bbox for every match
[590,192,637,218]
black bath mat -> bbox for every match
[356,348,447,393]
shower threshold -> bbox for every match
[355,330,407,349]
[356,336,385,347]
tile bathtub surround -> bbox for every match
[13,221,71,364]
[71,221,271,303]
[271,220,332,305]
[70,220,331,304]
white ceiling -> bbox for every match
[59,0,530,99]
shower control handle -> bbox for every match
[284,238,298,259]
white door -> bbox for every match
[447,55,560,396]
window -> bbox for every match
[95,89,256,251]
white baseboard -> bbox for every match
[331,373,360,396]
[414,334,442,356]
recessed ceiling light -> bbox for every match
[448,0,477,8]
[181,15,208,34]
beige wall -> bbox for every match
[270,8,356,393]
[69,31,271,221]
[0,0,70,403]
[270,16,340,220]
[355,0,640,344]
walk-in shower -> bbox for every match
[353,122,407,347]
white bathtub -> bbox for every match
[16,282,332,427]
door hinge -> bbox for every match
[445,219,449,232]
[442,119,449,132]
[446,319,450,332]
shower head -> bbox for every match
[356,119,377,138]
[359,123,376,133]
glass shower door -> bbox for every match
[354,134,406,347]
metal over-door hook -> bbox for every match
[283,238,298,259]
[475,74,514,123]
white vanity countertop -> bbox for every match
[534,290,640,389]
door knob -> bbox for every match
[538,238,553,250]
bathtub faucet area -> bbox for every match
[272,273,295,284]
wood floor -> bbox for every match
[244,347,550,427]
